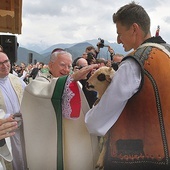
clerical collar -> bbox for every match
[0,75,8,81]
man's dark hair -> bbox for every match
[113,1,150,36]
[85,46,95,51]
[39,62,44,66]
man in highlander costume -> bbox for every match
[21,50,99,170]
[85,2,170,170]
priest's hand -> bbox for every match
[71,64,99,81]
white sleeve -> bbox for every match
[19,70,27,81]
[85,58,142,136]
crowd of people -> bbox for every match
[1,1,170,170]
[10,45,123,85]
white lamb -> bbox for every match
[86,66,115,169]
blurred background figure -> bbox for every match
[155,25,160,37]
[0,45,3,52]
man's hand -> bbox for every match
[0,116,18,140]
[71,64,99,81]
[108,46,115,55]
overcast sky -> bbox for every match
[15,0,170,50]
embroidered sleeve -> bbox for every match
[62,76,81,119]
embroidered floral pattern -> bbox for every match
[62,76,75,119]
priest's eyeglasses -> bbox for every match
[0,60,10,66]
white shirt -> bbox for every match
[0,76,26,116]
[85,58,141,136]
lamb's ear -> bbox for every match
[97,73,106,81]
[106,75,112,83]
[108,67,112,71]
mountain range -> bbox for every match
[16,39,127,65]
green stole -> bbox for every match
[51,76,68,170]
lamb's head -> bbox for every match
[86,66,115,99]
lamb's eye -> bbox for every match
[97,73,106,81]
